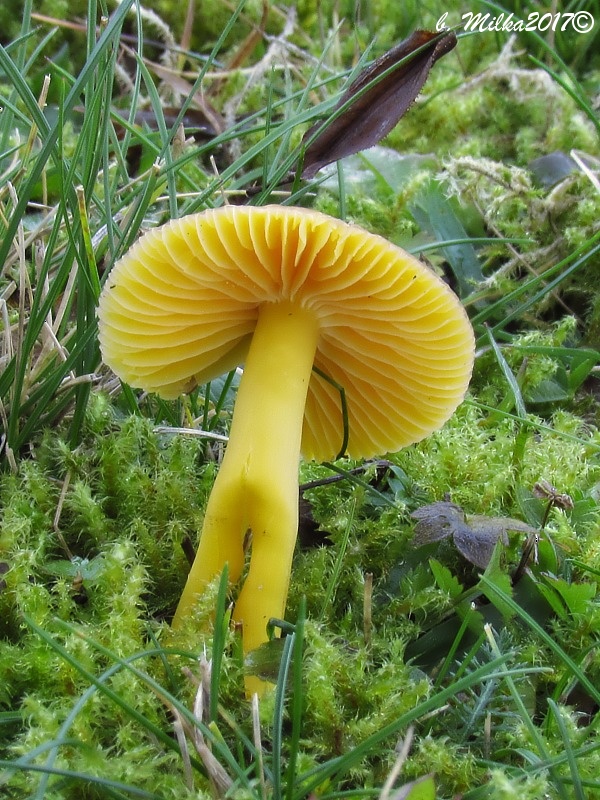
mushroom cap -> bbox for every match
[98,205,475,460]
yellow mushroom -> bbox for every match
[97,205,475,695]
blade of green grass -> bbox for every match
[547,698,586,800]
[472,231,600,338]
[295,655,549,797]
[19,616,252,796]
[272,633,296,800]
[285,599,306,800]
[0,0,136,268]
[466,399,600,453]
[485,326,527,419]
[210,566,231,722]
[0,0,138,463]
[0,759,166,799]
[484,625,569,799]
[478,575,600,707]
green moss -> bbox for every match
[407,735,479,795]
[386,39,597,167]
[315,190,419,241]
[2,0,600,794]
[2,371,599,796]
[484,769,551,800]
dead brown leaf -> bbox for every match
[301,29,457,179]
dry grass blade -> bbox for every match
[170,658,234,797]
[379,726,415,800]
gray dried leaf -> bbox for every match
[411,502,536,569]
[411,501,468,545]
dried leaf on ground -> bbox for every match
[301,29,457,179]
[411,501,536,569]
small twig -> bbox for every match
[53,472,74,560]
[512,480,573,585]
[363,572,373,650]
[154,425,229,442]
[300,460,391,492]
[379,726,415,800]
[210,156,229,206]
[194,652,212,735]
[484,711,492,761]
[0,424,16,472]
[0,296,12,363]
[570,149,600,194]
[222,5,298,127]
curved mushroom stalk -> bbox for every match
[172,301,320,695]
[98,205,475,700]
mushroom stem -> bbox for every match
[173,300,320,694]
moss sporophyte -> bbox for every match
[97,205,475,695]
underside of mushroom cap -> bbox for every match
[98,205,475,460]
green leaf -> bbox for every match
[569,354,598,393]
[527,377,571,404]
[540,575,597,618]
[478,543,514,621]
[528,574,570,620]
[536,537,560,575]
[429,558,463,599]
[244,638,287,683]
[318,147,435,198]
[409,178,484,296]
[392,774,436,800]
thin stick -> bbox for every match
[379,726,415,800]
[363,572,373,650]
[154,425,229,442]
[53,471,74,560]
